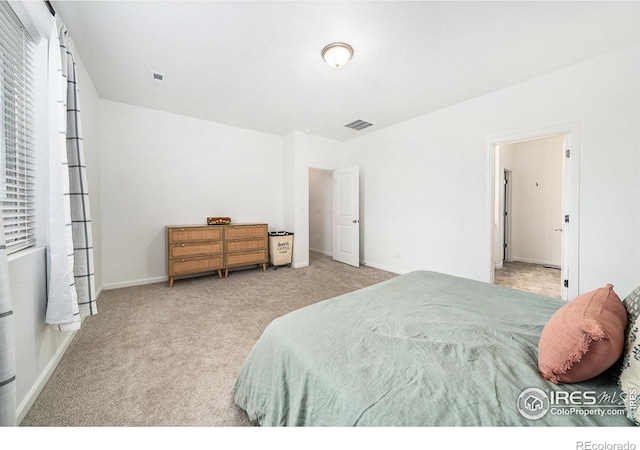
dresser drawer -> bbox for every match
[169,241,222,259]
[225,237,267,253]
[225,250,267,268]
[168,226,222,243]
[170,255,224,276]
[225,224,267,240]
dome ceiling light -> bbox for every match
[321,42,353,68]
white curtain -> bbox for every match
[0,220,16,426]
[45,18,97,330]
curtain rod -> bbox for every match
[45,1,55,16]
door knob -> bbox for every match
[352,219,360,224]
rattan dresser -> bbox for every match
[166,223,268,286]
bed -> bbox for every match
[232,270,634,426]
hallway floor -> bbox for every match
[494,261,561,299]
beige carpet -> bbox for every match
[20,253,396,427]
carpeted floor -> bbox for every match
[20,253,397,427]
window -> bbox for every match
[0,2,35,254]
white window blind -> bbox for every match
[0,2,35,254]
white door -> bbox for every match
[332,166,360,267]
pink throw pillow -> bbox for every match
[538,284,627,384]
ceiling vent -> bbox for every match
[151,71,165,83]
[344,119,373,131]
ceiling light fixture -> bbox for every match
[321,42,353,68]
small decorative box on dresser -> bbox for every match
[223,223,268,277]
[166,225,224,287]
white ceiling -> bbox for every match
[51,1,640,142]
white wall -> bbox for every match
[283,131,344,268]
[511,136,564,266]
[341,44,640,298]
[309,168,333,255]
[99,100,284,288]
[282,132,296,237]
[10,248,54,423]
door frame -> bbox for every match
[503,169,512,263]
[486,123,580,300]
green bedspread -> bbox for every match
[232,271,633,426]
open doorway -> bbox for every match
[308,166,361,267]
[489,125,579,301]
[308,168,333,259]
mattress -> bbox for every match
[233,270,632,426]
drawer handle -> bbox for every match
[181,228,185,231]
[181,244,185,247]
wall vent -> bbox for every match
[344,119,373,131]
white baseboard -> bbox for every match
[102,276,167,290]
[309,248,332,257]
[102,255,406,289]
[513,257,561,267]
[17,329,76,424]
[361,260,402,275]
